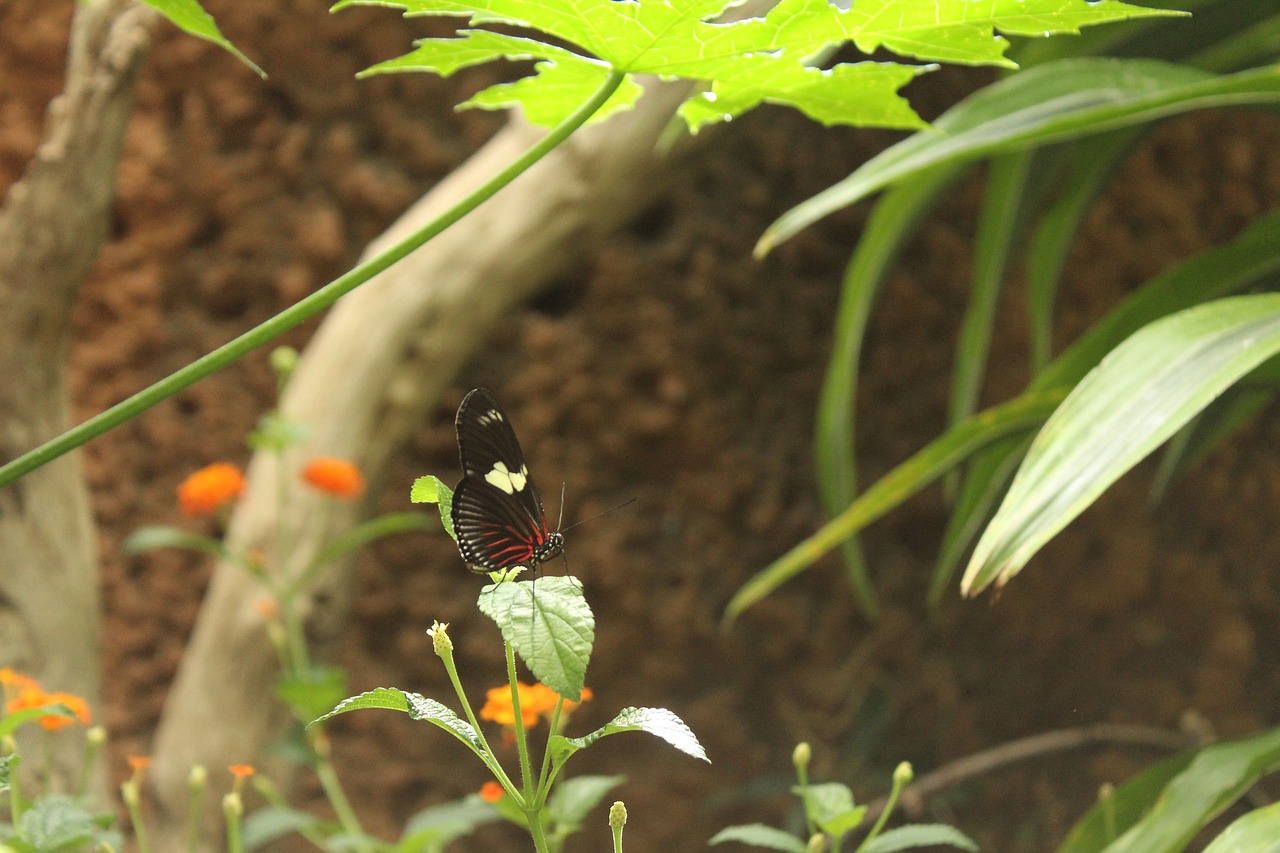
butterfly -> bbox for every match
[451,388,565,575]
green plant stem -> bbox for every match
[535,698,564,802]
[855,769,909,853]
[438,641,518,793]
[0,70,627,489]
[506,643,550,853]
[311,730,368,848]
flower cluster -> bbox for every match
[479,682,593,729]
[0,668,91,731]
[176,456,365,517]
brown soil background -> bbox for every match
[5,2,1280,851]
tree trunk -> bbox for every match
[0,0,154,796]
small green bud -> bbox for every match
[189,764,207,791]
[222,791,243,819]
[807,833,827,853]
[270,346,299,382]
[792,742,811,771]
[87,725,107,748]
[609,801,628,828]
[427,621,453,656]
[893,761,913,785]
[1099,782,1115,800]
[121,779,141,808]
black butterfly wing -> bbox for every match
[452,389,555,572]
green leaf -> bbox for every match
[1201,800,1280,853]
[861,823,979,852]
[1150,384,1273,501]
[305,512,434,573]
[397,796,501,850]
[964,294,1280,595]
[309,688,484,756]
[275,665,348,725]
[121,525,233,560]
[760,58,1280,253]
[708,824,807,852]
[1096,726,1280,853]
[17,795,118,852]
[476,577,593,701]
[411,476,456,540]
[794,782,862,836]
[0,704,80,740]
[0,753,16,793]
[726,390,1062,625]
[242,807,331,850]
[342,0,1171,129]
[1057,752,1195,853]
[553,707,708,768]
[547,775,626,832]
[137,0,264,77]
[246,412,309,452]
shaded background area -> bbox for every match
[4,1,1280,849]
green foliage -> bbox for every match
[0,753,15,794]
[553,706,709,766]
[312,688,486,756]
[411,475,455,539]
[337,0,1173,130]
[1,795,120,853]
[275,665,349,725]
[1059,726,1280,852]
[136,0,264,77]
[546,775,626,838]
[477,577,594,700]
[122,525,234,561]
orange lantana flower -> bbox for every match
[127,755,152,771]
[178,463,245,516]
[0,668,39,700]
[479,682,592,729]
[479,780,506,803]
[301,458,364,498]
[7,687,91,731]
[228,764,255,778]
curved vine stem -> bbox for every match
[0,70,627,487]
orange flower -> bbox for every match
[8,688,91,731]
[228,764,255,778]
[0,668,39,700]
[479,780,506,803]
[178,463,245,515]
[479,682,590,729]
[254,597,279,620]
[128,755,152,771]
[301,458,364,498]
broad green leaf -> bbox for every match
[121,525,233,561]
[794,782,860,835]
[1058,752,1196,853]
[709,824,807,852]
[138,0,264,77]
[547,774,626,830]
[725,390,1062,625]
[303,512,434,577]
[861,824,979,852]
[341,0,1171,129]
[551,707,709,770]
[411,475,456,540]
[1150,385,1273,501]
[0,704,79,739]
[1201,800,1280,853]
[759,59,1280,253]
[275,665,348,725]
[242,807,331,850]
[1099,726,1280,853]
[964,294,1280,595]
[17,795,118,852]
[398,796,502,850]
[477,577,593,701]
[310,688,484,756]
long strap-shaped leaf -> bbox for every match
[963,293,1280,595]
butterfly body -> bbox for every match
[452,388,563,574]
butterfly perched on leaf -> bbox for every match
[452,388,564,575]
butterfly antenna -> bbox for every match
[561,496,636,533]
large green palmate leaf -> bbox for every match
[963,294,1280,594]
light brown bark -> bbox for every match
[0,0,155,795]
[148,77,694,847]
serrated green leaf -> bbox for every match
[861,823,978,852]
[121,525,233,560]
[964,294,1280,595]
[1201,800,1280,853]
[344,0,1171,129]
[310,688,484,756]
[476,577,593,700]
[138,0,264,77]
[708,824,807,852]
[547,774,626,830]
[0,753,16,793]
[760,58,1280,253]
[794,782,859,833]
[555,706,709,768]
[17,795,111,852]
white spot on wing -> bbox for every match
[484,461,527,494]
